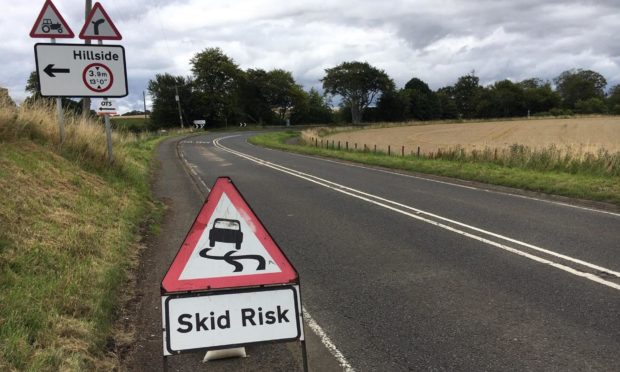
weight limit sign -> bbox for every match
[83,63,114,93]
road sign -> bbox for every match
[97,99,118,116]
[161,177,298,293]
[79,2,122,40]
[34,43,128,97]
[30,0,75,38]
[163,286,302,355]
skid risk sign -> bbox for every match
[163,286,301,355]
[34,43,127,97]
[161,177,303,356]
[161,177,298,293]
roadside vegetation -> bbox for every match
[249,131,620,205]
[0,99,174,370]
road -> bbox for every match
[127,131,620,371]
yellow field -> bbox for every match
[322,117,620,154]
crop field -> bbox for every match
[322,117,620,155]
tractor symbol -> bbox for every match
[41,19,63,34]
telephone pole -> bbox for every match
[175,85,184,128]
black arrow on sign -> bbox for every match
[43,64,70,77]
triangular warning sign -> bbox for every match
[79,2,122,40]
[30,0,75,38]
[162,177,298,293]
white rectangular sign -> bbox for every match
[162,286,302,355]
[34,43,128,97]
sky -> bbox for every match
[2,0,620,113]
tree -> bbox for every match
[191,48,243,126]
[574,97,607,114]
[147,73,193,128]
[291,88,333,124]
[321,61,394,124]
[554,69,607,109]
[518,78,561,115]
[453,72,483,119]
[376,88,410,122]
[476,80,525,118]
[403,77,441,120]
[607,84,620,115]
[436,86,459,119]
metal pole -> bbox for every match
[143,91,147,121]
[175,85,183,128]
[104,99,113,164]
[50,38,65,145]
[82,0,92,118]
[57,97,65,144]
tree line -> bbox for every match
[148,48,620,128]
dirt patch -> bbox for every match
[323,117,620,154]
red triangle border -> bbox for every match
[161,177,299,294]
[79,2,122,40]
[30,0,75,39]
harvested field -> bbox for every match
[321,117,620,154]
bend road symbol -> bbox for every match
[199,248,266,273]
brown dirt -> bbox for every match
[324,117,620,154]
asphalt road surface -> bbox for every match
[127,131,620,371]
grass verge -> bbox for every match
[249,131,620,205]
[0,100,180,370]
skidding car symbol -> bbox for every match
[209,218,243,250]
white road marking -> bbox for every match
[303,307,356,372]
[213,136,620,291]
[177,138,352,370]
[255,141,620,218]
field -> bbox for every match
[320,117,620,154]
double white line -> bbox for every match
[213,135,620,291]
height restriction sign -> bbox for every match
[34,43,127,97]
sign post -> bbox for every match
[31,1,126,164]
[161,177,308,370]
[77,1,123,164]
[30,0,75,145]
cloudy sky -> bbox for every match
[2,0,620,113]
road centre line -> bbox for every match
[176,137,355,371]
[255,141,620,218]
[213,135,620,291]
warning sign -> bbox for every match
[161,177,298,293]
[79,2,122,40]
[161,177,304,357]
[30,0,75,38]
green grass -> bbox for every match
[249,131,620,205]
[0,102,175,370]
[110,117,151,133]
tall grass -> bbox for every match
[302,130,620,177]
[0,100,135,171]
[0,99,169,370]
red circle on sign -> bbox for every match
[82,63,114,93]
